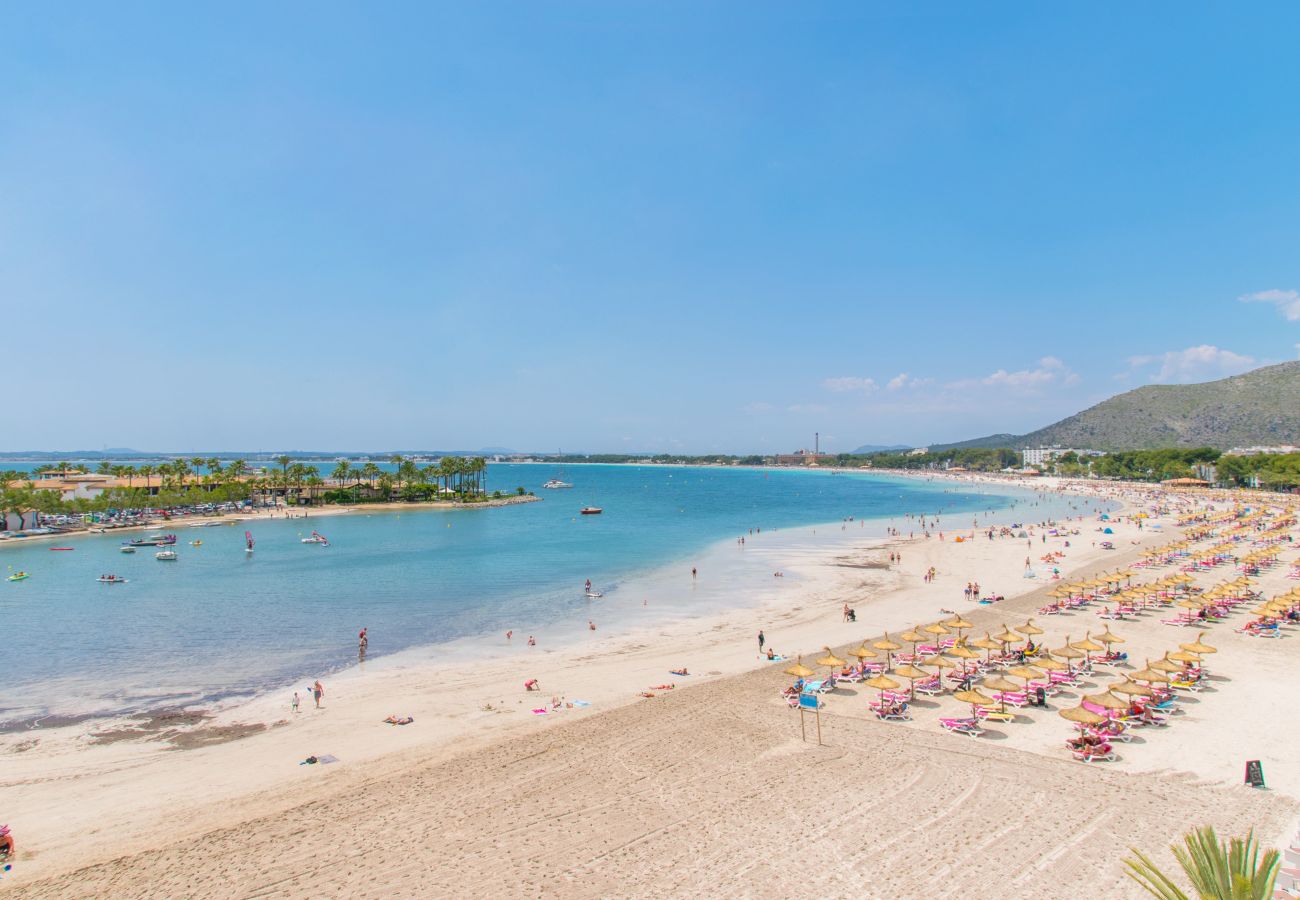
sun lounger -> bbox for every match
[993,691,1029,708]
[973,705,1014,723]
[873,706,911,721]
[940,717,984,737]
[914,678,943,696]
[1072,745,1116,763]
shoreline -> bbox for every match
[10,473,1296,895]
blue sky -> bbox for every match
[4,4,1300,453]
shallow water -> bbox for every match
[0,465,1097,726]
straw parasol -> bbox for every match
[1148,655,1181,674]
[1109,678,1153,697]
[923,622,951,647]
[873,633,902,669]
[847,643,878,662]
[953,689,996,712]
[947,642,981,674]
[1016,619,1045,637]
[816,647,847,673]
[1033,656,1067,673]
[1083,691,1128,710]
[993,626,1021,645]
[783,658,815,679]
[1130,660,1170,684]
[893,664,929,699]
[864,673,901,705]
[1052,640,1085,666]
[944,615,974,636]
[1096,627,1125,645]
[1059,704,1105,725]
[899,627,927,655]
[1168,650,1201,664]
[981,676,1022,705]
[1007,665,1043,688]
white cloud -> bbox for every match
[1240,289,1300,321]
[885,373,934,391]
[821,376,877,393]
[947,357,1073,392]
[787,403,829,414]
[1127,344,1256,382]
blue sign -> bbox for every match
[798,694,820,711]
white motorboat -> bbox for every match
[301,531,329,546]
[120,546,136,554]
[542,479,573,489]
[97,575,129,583]
[155,550,178,561]
[584,589,604,599]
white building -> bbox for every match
[1022,446,1105,467]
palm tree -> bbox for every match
[226,459,248,481]
[276,455,292,483]
[1125,826,1280,899]
[362,463,380,489]
[331,460,352,486]
[206,458,224,477]
[97,461,113,475]
[389,454,406,483]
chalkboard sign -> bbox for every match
[1245,760,1265,788]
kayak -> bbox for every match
[7,573,29,582]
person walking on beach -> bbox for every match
[292,692,300,714]
[692,566,697,579]
[528,635,536,647]
[313,680,324,709]
[758,630,765,653]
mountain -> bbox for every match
[852,443,912,454]
[931,361,1300,452]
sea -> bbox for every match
[0,464,1103,729]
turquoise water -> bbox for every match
[0,465,1097,727]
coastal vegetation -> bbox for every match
[1124,826,1280,899]
[0,455,510,518]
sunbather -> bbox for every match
[383,715,413,725]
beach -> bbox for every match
[5,476,1299,897]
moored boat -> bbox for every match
[543,479,573,489]
[580,507,603,515]
[155,550,178,561]
[120,546,136,554]
[97,575,129,583]
[125,534,177,547]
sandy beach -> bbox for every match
[5,476,1299,897]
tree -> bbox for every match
[362,462,380,488]
[331,460,352,485]
[276,455,292,482]
[1125,826,1279,899]
[390,454,406,483]
[97,461,113,475]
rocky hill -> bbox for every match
[931,361,1300,452]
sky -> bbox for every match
[3,4,1300,454]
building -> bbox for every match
[774,449,834,466]
[907,448,929,456]
[1022,446,1105,467]
[1222,445,1300,457]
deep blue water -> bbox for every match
[0,464,1093,726]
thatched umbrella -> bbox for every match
[783,658,815,680]
[873,633,902,670]
[816,647,847,676]
[893,664,929,699]
[1059,704,1105,726]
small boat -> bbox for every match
[584,589,604,599]
[125,534,176,547]
[580,507,603,515]
[189,521,225,528]
[97,575,129,584]
[542,479,573,489]
[301,531,329,546]
[155,550,178,561]
[120,546,136,554]
[7,572,30,582]
[190,540,203,546]
[50,547,75,551]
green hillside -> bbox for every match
[933,361,1300,452]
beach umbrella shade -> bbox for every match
[921,653,955,680]
[783,658,815,679]
[1130,660,1170,684]
[1149,655,1182,674]
[1168,650,1201,664]
[953,688,997,715]
[1052,641,1084,663]
[1007,665,1043,688]
[981,675,1022,708]
[1016,619,1045,637]
[993,627,1021,645]
[1096,628,1125,645]
[864,673,902,705]
[817,647,847,672]
[923,623,951,647]
[1033,656,1067,674]
[947,643,981,674]
[944,615,974,635]
[1083,691,1128,710]
[893,664,929,699]
[1179,638,1216,655]
[1109,679,1153,698]
[1060,704,1106,726]
[873,633,902,669]
[847,643,878,662]
[899,627,927,652]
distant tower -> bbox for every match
[815,432,819,455]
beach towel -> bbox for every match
[571,700,591,707]
[531,708,548,715]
